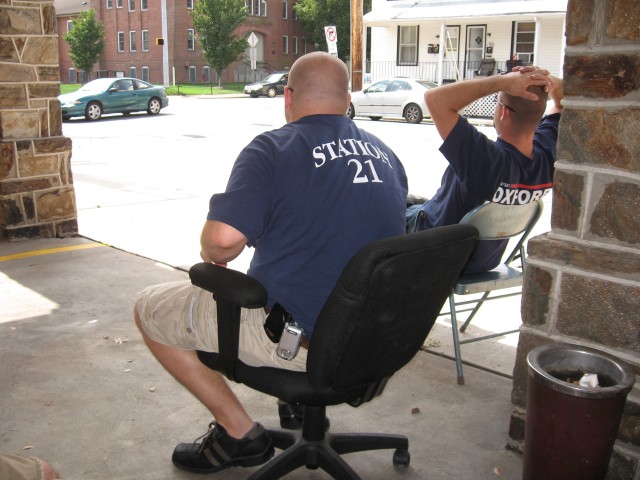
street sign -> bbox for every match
[324,26,338,56]
[247,32,259,48]
[247,32,259,70]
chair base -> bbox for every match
[248,406,410,480]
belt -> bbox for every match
[301,337,310,350]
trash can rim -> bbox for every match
[527,343,636,399]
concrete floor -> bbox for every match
[0,235,524,479]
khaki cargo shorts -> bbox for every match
[135,280,307,372]
[0,454,46,480]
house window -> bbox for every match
[302,37,307,54]
[68,68,76,83]
[513,21,535,64]
[187,0,193,8]
[118,31,125,52]
[129,66,137,78]
[142,30,149,51]
[293,36,298,54]
[282,0,287,19]
[116,0,122,8]
[292,1,297,19]
[129,31,137,52]
[188,66,197,83]
[106,0,112,8]
[67,20,73,32]
[246,0,267,16]
[282,36,288,54]
[397,25,418,66]
[203,66,211,83]
[141,0,148,9]
[187,29,195,51]
[142,66,149,82]
[128,0,135,11]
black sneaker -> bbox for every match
[278,400,304,430]
[277,400,330,431]
[172,422,274,474]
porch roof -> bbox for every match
[364,0,567,26]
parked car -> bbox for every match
[347,78,437,124]
[58,78,169,121]
[244,72,289,98]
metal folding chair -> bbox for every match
[444,200,544,385]
[473,58,496,77]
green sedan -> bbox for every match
[59,77,169,121]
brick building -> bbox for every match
[54,0,315,85]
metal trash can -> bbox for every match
[522,343,635,480]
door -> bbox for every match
[465,25,486,78]
[382,79,412,115]
[443,26,460,81]
[358,79,390,115]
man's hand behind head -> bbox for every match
[503,67,552,101]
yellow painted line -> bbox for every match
[0,242,107,262]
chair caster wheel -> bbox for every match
[393,449,410,466]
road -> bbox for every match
[63,95,524,271]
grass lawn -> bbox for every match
[59,82,245,96]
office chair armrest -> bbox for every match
[189,262,268,308]
[190,263,268,380]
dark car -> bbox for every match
[58,77,169,121]
[244,72,289,98]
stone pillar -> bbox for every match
[0,0,77,240]
[508,1,640,477]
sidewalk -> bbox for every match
[0,235,524,479]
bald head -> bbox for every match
[284,52,350,122]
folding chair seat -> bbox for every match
[442,201,543,385]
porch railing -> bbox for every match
[364,59,514,85]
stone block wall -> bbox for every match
[0,0,77,240]
[508,1,640,477]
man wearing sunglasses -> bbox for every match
[406,66,563,273]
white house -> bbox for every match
[362,0,567,86]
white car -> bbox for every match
[347,78,437,124]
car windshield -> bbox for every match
[77,78,117,93]
[263,73,284,83]
[416,80,438,89]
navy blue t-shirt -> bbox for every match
[208,114,408,336]
[421,113,560,273]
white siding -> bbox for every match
[535,17,566,77]
[368,16,565,82]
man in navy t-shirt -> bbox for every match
[134,52,408,475]
[407,66,563,273]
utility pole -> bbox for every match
[350,0,363,92]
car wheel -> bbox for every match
[346,103,355,119]
[85,102,102,121]
[404,103,423,124]
[267,87,277,98]
[147,97,162,115]
[369,116,381,121]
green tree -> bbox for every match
[294,0,371,62]
[63,9,105,80]
[191,0,247,87]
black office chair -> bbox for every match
[190,225,478,479]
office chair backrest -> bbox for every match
[460,201,543,240]
[307,224,478,393]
